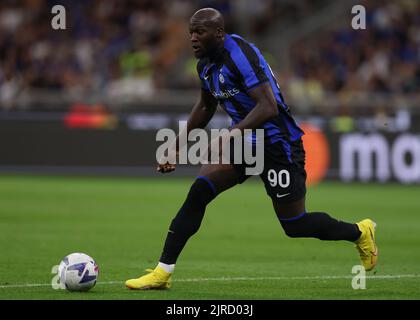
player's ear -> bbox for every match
[216,27,224,39]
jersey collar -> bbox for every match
[203,35,232,77]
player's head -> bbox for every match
[189,8,225,59]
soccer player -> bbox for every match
[125,8,378,290]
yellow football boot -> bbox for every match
[125,266,172,290]
[355,219,378,271]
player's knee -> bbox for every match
[169,177,217,237]
[278,213,308,238]
[187,177,217,206]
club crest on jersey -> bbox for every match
[219,73,225,83]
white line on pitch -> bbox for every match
[0,274,419,289]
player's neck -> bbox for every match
[208,42,224,63]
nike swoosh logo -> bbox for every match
[276,193,290,198]
[204,75,210,80]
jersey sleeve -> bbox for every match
[229,36,269,92]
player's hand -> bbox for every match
[157,163,176,173]
[156,149,178,174]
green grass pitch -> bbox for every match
[0,174,419,300]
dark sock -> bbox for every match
[159,177,216,264]
[279,212,361,242]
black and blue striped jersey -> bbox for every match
[197,33,304,161]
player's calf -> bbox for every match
[278,211,361,242]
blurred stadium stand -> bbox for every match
[1,0,419,183]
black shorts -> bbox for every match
[230,138,307,204]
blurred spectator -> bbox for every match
[0,0,418,111]
[288,0,420,103]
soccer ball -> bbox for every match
[58,253,99,292]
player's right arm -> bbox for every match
[186,59,219,131]
[157,89,218,173]
[186,88,218,131]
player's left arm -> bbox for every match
[230,82,278,133]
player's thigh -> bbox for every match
[198,163,240,194]
[260,161,307,220]
[272,196,306,220]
